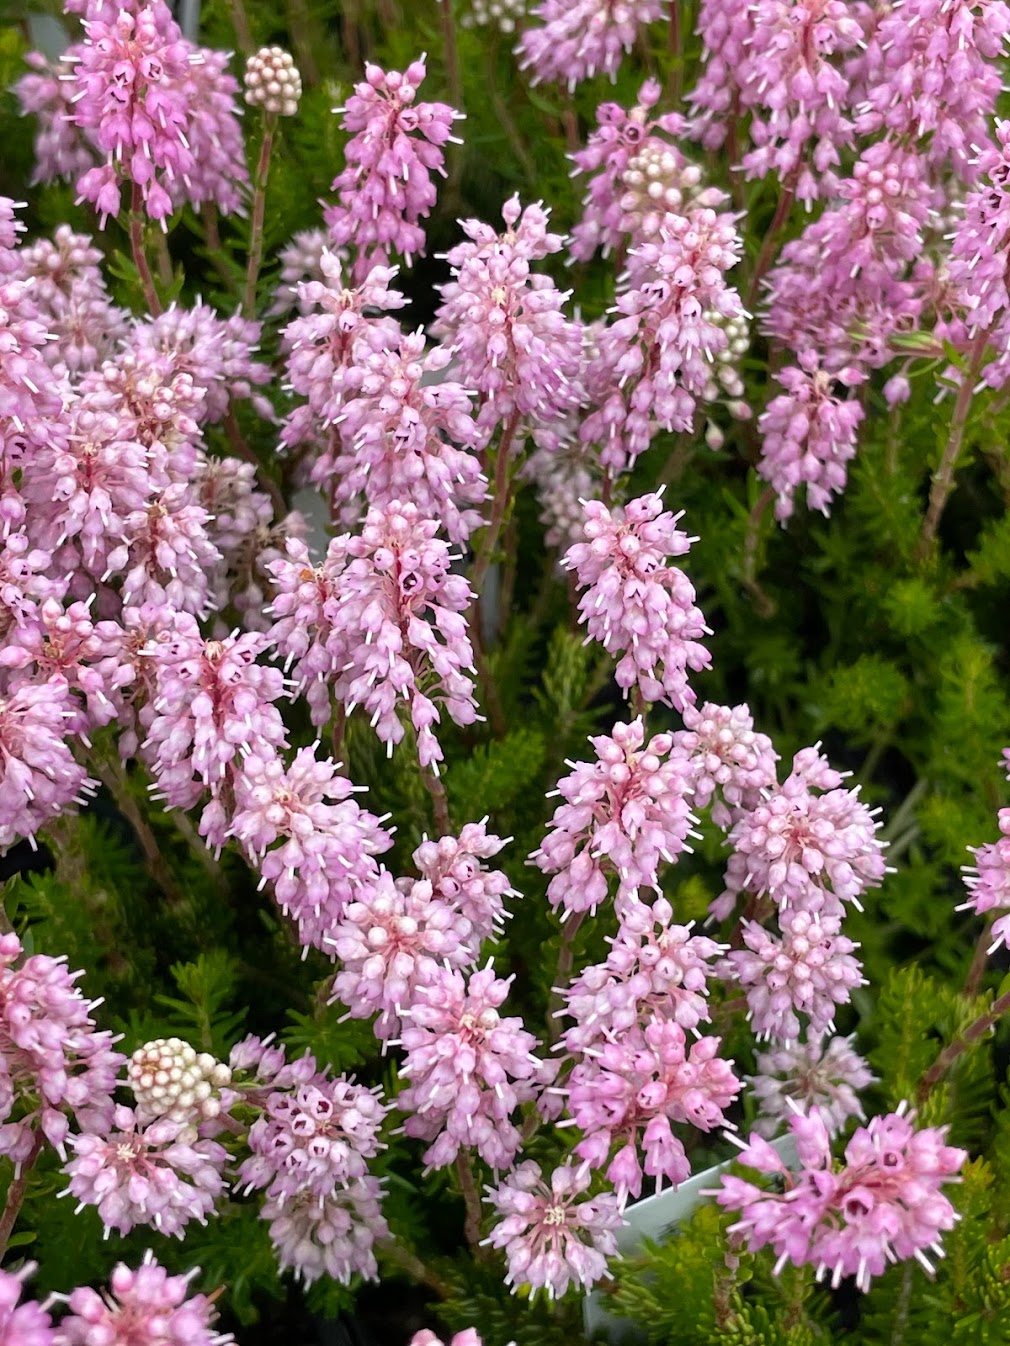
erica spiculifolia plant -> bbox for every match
[2,0,1010,1343]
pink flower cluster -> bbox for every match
[959,805,1010,953]
[433,196,584,438]
[43,0,247,225]
[397,963,543,1170]
[518,0,663,89]
[484,1160,624,1298]
[325,59,462,278]
[0,1256,230,1346]
[749,1033,875,1138]
[0,931,122,1164]
[715,1106,966,1291]
[531,719,696,915]
[563,493,711,710]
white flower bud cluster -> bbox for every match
[706,310,750,400]
[620,143,727,242]
[461,0,526,32]
[128,1037,232,1124]
[244,47,302,117]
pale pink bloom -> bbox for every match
[559,897,724,1052]
[142,619,288,837]
[0,1264,54,1346]
[433,196,584,436]
[672,702,779,828]
[280,253,404,453]
[570,81,717,262]
[239,1065,387,1201]
[581,217,746,470]
[0,931,122,1163]
[325,58,462,279]
[397,963,543,1170]
[129,302,273,425]
[563,494,711,710]
[714,1106,966,1291]
[749,1033,875,1138]
[483,1160,623,1299]
[411,1332,486,1346]
[331,333,486,544]
[328,869,478,1040]
[228,745,392,953]
[411,819,519,942]
[958,806,1010,953]
[723,909,865,1043]
[517,0,664,90]
[64,1104,227,1238]
[105,484,222,618]
[57,1252,231,1346]
[0,678,96,851]
[531,719,695,915]
[329,503,481,771]
[716,745,887,923]
[758,357,866,522]
[15,53,97,187]
[263,1176,388,1285]
[566,1017,740,1202]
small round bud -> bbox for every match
[244,46,302,117]
[128,1037,233,1124]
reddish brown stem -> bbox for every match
[472,410,522,595]
[0,1133,43,1259]
[456,1152,485,1254]
[746,166,800,309]
[916,328,990,560]
[129,183,162,317]
[917,988,1010,1104]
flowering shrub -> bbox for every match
[1,2,1010,1344]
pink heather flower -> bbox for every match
[716,745,888,923]
[959,807,1010,953]
[749,1033,875,1139]
[57,1252,230,1346]
[105,484,222,618]
[68,2,246,225]
[64,1103,227,1238]
[672,702,779,828]
[737,0,862,203]
[280,253,405,452]
[563,494,711,710]
[142,620,288,836]
[328,869,478,1041]
[433,196,584,436]
[263,1176,389,1285]
[523,440,600,552]
[397,962,543,1170]
[228,745,392,952]
[0,931,123,1163]
[0,238,67,434]
[13,226,129,375]
[77,349,205,470]
[330,332,486,544]
[517,0,664,90]
[566,1018,739,1202]
[264,535,345,726]
[0,678,96,852]
[559,897,724,1053]
[411,819,519,943]
[689,0,755,148]
[581,214,746,471]
[714,1105,966,1291]
[483,1160,623,1299]
[948,120,1010,335]
[851,0,1010,182]
[324,59,462,279]
[21,397,155,586]
[15,53,98,187]
[411,1332,486,1346]
[757,357,866,522]
[129,303,273,425]
[723,909,865,1043]
[0,1265,53,1346]
[0,528,59,643]
[331,503,481,771]
[271,228,332,315]
[238,1063,387,1201]
[531,719,695,915]
[570,80,697,262]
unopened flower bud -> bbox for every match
[244,47,302,117]
[128,1037,233,1124]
